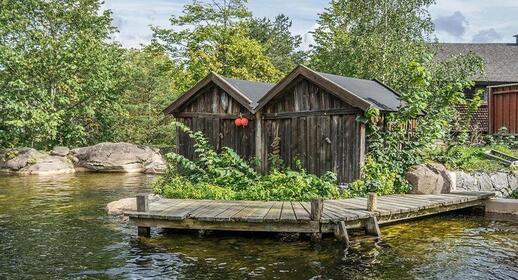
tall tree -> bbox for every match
[247,14,306,73]
[0,0,123,148]
[151,0,283,83]
[114,47,190,146]
[310,0,435,89]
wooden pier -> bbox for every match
[126,191,494,242]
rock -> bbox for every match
[406,163,452,194]
[475,173,493,192]
[144,154,167,174]
[21,155,75,175]
[106,195,161,215]
[0,148,75,175]
[508,173,518,189]
[454,170,518,198]
[71,142,166,173]
[490,173,509,191]
[448,171,457,191]
[456,171,476,191]
[0,148,45,171]
[50,146,70,157]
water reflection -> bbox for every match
[0,173,517,279]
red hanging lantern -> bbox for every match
[235,113,248,127]
[234,117,243,127]
[241,117,249,127]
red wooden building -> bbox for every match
[489,84,518,135]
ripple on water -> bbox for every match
[1,174,518,279]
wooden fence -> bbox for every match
[489,84,518,135]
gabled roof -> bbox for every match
[221,77,275,109]
[433,43,518,83]
[163,72,274,114]
[256,65,402,112]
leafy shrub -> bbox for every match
[347,155,406,196]
[430,144,517,172]
[153,122,342,201]
[511,189,518,199]
[353,56,484,192]
[486,127,517,148]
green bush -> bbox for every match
[430,144,517,172]
[152,122,342,201]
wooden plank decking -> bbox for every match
[126,191,494,239]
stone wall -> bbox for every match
[454,171,518,197]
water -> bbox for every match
[1,173,517,280]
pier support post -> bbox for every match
[136,194,150,237]
[310,198,323,241]
[365,216,381,238]
[334,221,350,245]
[367,192,377,212]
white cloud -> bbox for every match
[105,0,518,48]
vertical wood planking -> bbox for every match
[174,83,256,161]
[489,85,518,135]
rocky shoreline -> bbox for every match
[406,163,517,198]
[0,142,166,175]
[454,171,518,198]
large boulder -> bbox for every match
[0,148,46,171]
[0,148,74,175]
[71,142,166,173]
[21,155,75,175]
[406,163,453,194]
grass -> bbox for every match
[431,145,518,172]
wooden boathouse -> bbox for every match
[164,65,403,183]
[163,72,274,159]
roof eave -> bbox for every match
[256,65,372,112]
[163,72,255,115]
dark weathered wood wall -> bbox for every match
[489,84,518,135]
[174,83,255,160]
[260,77,365,183]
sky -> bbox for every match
[104,0,518,49]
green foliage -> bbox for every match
[0,0,124,149]
[113,47,190,146]
[347,156,403,197]
[430,145,510,172]
[1,0,306,149]
[153,122,341,201]
[150,0,288,83]
[430,144,518,172]
[309,0,485,195]
[310,0,434,88]
[511,189,518,199]
[353,56,483,193]
[247,14,306,73]
[484,127,517,148]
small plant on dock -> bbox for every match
[153,122,341,201]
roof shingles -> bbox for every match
[222,77,274,109]
[318,72,402,111]
[434,43,518,83]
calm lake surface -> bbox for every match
[1,173,517,280]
